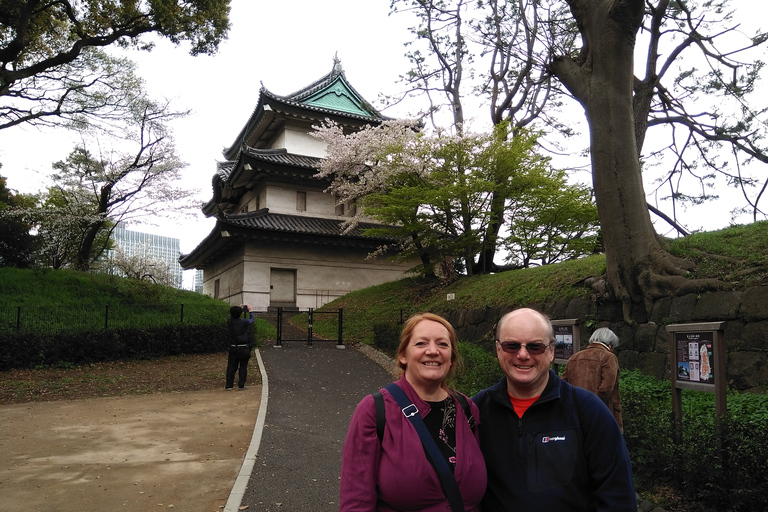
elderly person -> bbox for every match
[340,313,486,511]
[562,327,623,431]
[472,308,635,512]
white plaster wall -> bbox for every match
[238,189,262,213]
[306,189,337,215]
[265,185,338,217]
[266,186,298,213]
[235,241,414,310]
[270,126,327,158]
[201,245,247,305]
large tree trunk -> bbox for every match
[75,185,112,271]
[549,0,717,321]
[475,186,505,274]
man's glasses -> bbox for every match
[497,341,550,355]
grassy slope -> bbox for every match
[0,267,221,307]
[316,221,768,344]
[0,267,277,340]
[2,221,767,344]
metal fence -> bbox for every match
[0,303,232,334]
[273,307,344,347]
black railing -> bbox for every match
[0,303,231,334]
[275,307,343,347]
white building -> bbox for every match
[110,223,184,288]
[180,58,416,310]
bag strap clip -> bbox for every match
[401,403,419,418]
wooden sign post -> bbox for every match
[666,322,727,445]
[551,319,580,372]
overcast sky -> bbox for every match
[0,0,417,255]
[0,0,765,281]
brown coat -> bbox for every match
[561,343,623,431]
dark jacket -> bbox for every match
[227,312,255,345]
[472,370,636,512]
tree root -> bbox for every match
[587,247,726,324]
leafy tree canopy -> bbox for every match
[0,171,38,268]
[313,119,598,278]
[0,0,230,129]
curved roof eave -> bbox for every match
[222,61,391,161]
[180,210,399,269]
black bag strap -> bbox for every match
[373,388,474,443]
[383,382,466,512]
[373,389,385,442]
[452,391,476,433]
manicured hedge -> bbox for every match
[0,325,230,370]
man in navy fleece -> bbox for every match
[472,308,636,512]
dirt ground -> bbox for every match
[0,352,248,404]
[0,352,261,512]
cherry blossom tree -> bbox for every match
[103,243,177,286]
[314,119,598,277]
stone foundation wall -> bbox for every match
[440,286,768,391]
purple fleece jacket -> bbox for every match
[339,376,486,512]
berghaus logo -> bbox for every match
[542,436,566,443]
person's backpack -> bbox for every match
[372,384,476,443]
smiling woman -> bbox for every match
[339,312,487,512]
[397,314,457,401]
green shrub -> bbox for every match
[620,369,768,512]
[453,341,503,397]
[372,322,400,356]
[0,324,233,370]
[0,308,274,370]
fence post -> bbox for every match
[105,305,110,330]
[180,303,184,324]
[16,306,21,331]
[337,308,344,347]
[276,307,282,347]
[308,308,314,346]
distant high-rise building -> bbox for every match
[194,269,204,293]
[109,223,184,288]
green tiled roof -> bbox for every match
[302,76,373,117]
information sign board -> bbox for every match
[666,322,727,440]
[674,331,715,385]
[551,319,579,366]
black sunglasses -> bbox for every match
[497,341,550,355]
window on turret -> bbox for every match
[336,199,356,217]
[296,191,306,211]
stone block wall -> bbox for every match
[440,286,768,391]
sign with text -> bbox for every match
[554,324,575,360]
[666,321,728,440]
[674,331,715,385]
[551,319,579,365]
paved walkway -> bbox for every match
[0,342,395,512]
[235,342,395,511]
[236,343,657,512]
